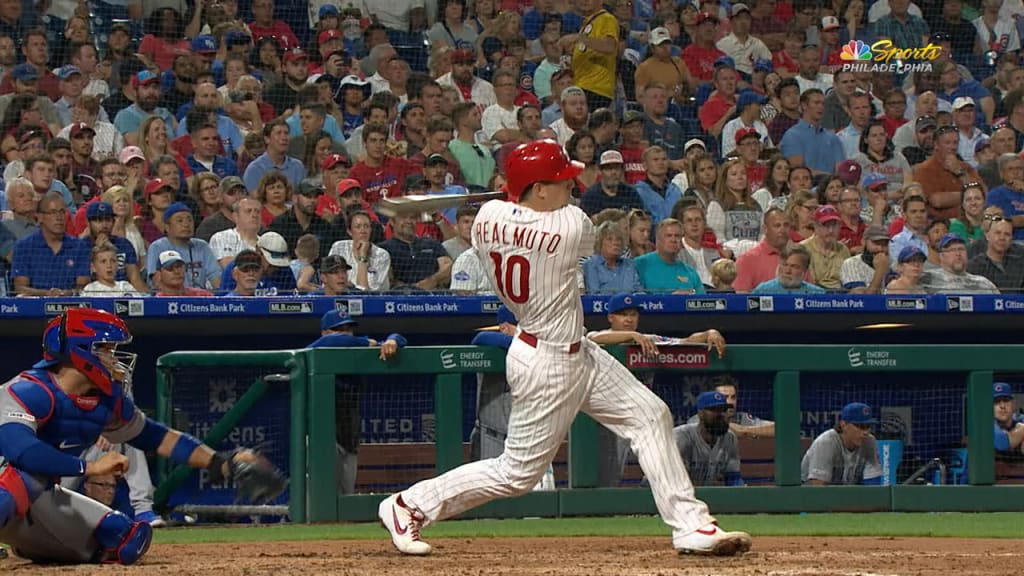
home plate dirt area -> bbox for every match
[2,536,1018,575]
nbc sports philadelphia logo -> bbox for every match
[839,39,940,73]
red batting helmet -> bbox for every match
[504,139,584,202]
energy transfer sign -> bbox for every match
[839,39,941,73]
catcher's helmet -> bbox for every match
[504,139,584,202]
[35,308,136,397]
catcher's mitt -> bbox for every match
[210,449,288,504]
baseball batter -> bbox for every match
[379,139,751,557]
[0,308,285,565]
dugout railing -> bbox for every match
[154,345,1024,523]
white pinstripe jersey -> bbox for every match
[472,199,595,344]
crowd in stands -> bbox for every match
[1,0,1024,297]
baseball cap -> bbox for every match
[898,245,926,263]
[649,27,672,45]
[424,153,448,167]
[68,122,95,139]
[916,115,937,131]
[684,138,706,153]
[731,3,751,17]
[975,137,992,154]
[298,178,325,197]
[753,58,772,73]
[258,232,290,267]
[144,178,175,198]
[695,11,718,25]
[319,3,340,18]
[607,293,640,314]
[318,29,343,45]
[837,159,862,185]
[10,63,38,82]
[119,146,146,164]
[622,109,645,125]
[599,150,624,166]
[734,126,760,145]
[86,201,114,220]
[191,35,217,54]
[864,225,889,242]
[234,249,263,271]
[337,178,362,196]
[840,402,877,424]
[321,255,351,273]
[321,308,358,331]
[158,250,185,269]
[821,15,840,30]
[812,205,840,225]
[560,85,585,102]
[714,55,735,69]
[736,91,767,111]
[163,202,191,221]
[47,137,71,151]
[937,232,966,250]
[283,47,308,63]
[225,31,252,46]
[132,70,160,87]
[496,304,517,326]
[321,153,351,172]
[220,175,246,194]
[697,391,730,411]
[952,96,976,110]
[861,172,888,190]
[340,74,370,89]
[405,173,426,190]
[55,65,82,81]
[994,382,1014,400]
[451,48,476,64]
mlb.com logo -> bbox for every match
[839,39,940,73]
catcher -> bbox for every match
[0,308,286,565]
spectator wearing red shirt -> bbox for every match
[735,128,768,192]
[248,0,299,49]
[733,208,790,292]
[771,28,803,77]
[138,8,191,72]
[836,186,867,254]
[619,110,647,185]
[681,12,725,82]
[0,30,59,100]
[698,65,739,137]
[878,91,909,138]
[349,123,417,206]
[316,154,352,223]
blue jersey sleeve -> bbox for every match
[471,331,514,349]
[308,333,373,348]
[995,421,1011,452]
[384,333,407,347]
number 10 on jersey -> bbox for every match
[488,252,530,303]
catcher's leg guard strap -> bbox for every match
[95,511,153,565]
[0,466,31,523]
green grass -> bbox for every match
[152,513,1021,545]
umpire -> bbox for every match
[309,309,406,494]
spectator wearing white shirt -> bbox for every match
[328,211,392,291]
[70,42,109,101]
[209,197,262,268]
[721,91,771,157]
[549,86,589,146]
[794,45,833,95]
[436,48,496,108]
[715,3,771,77]
[952,97,986,167]
[81,241,146,296]
[974,0,1021,59]
[481,69,522,149]
[367,44,400,95]
[55,95,122,161]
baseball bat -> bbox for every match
[374,191,506,218]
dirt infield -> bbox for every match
[3,536,1020,575]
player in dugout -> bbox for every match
[801,402,883,485]
[309,309,406,494]
[993,382,1024,455]
[0,308,285,565]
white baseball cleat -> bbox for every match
[676,523,752,556]
[378,494,432,555]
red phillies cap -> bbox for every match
[144,178,175,197]
[813,205,841,224]
[318,29,342,45]
[283,47,308,63]
[734,127,759,145]
[337,178,362,196]
[321,153,350,172]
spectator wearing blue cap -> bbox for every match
[698,66,739,139]
[0,63,61,137]
[54,66,107,127]
[145,202,222,291]
[82,201,147,293]
[993,382,1024,455]
[309,308,406,494]
[715,4,770,77]
[884,245,927,294]
[721,91,770,158]
[0,30,58,101]
[918,233,998,294]
[10,191,90,295]
[802,402,883,486]
[671,391,742,487]
[114,71,177,146]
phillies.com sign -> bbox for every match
[625,346,709,369]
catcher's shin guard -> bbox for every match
[94,511,153,565]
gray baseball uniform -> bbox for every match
[686,411,767,427]
[801,429,883,485]
[673,423,741,486]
